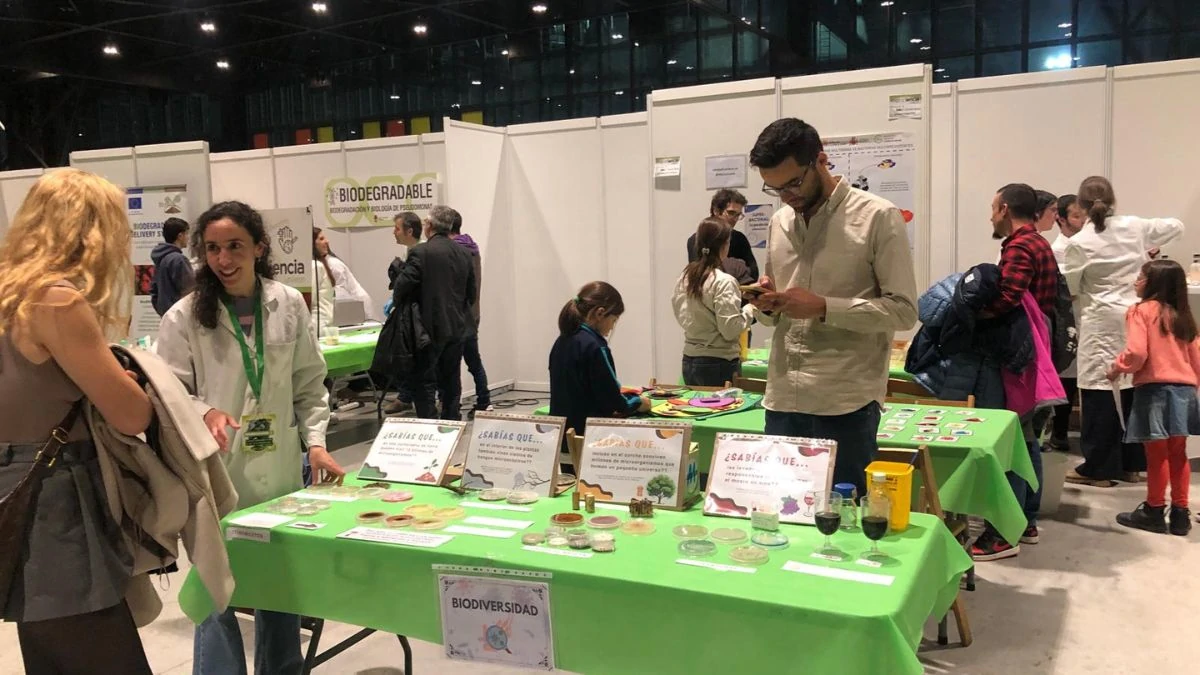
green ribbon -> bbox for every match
[223,295,265,400]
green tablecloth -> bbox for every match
[740,348,914,382]
[180,479,971,675]
[319,328,380,378]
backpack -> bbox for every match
[1048,272,1078,373]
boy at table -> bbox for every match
[746,118,918,495]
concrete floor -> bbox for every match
[2,391,1196,674]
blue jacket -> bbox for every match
[549,325,642,450]
[150,243,194,316]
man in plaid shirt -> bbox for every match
[973,182,1060,562]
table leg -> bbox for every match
[297,617,416,674]
[397,634,414,674]
[937,616,948,646]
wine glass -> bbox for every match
[860,493,891,561]
[810,491,843,557]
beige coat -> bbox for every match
[86,345,238,627]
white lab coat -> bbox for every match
[155,278,330,509]
[1061,215,1184,390]
[327,256,380,322]
[310,261,335,340]
[1050,233,1081,378]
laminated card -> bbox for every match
[577,419,692,511]
[359,418,466,485]
[705,433,837,525]
[462,413,568,497]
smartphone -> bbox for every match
[739,285,767,296]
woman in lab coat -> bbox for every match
[156,200,345,675]
[1061,176,1184,487]
[313,228,380,322]
[310,228,336,339]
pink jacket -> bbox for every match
[1003,292,1068,416]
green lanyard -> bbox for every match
[223,296,265,400]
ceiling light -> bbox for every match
[77,132,83,137]
[531,3,548,14]
[667,59,678,65]
[1065,32,1073,37]
[611,33,623,40]
[880,1,895,6]
[615,90,625,95]
[934,67,946,73]
[413,23,427,35]
[920,45,931,50]
[1058,22,1073,28]
[569,68,575,74]
[102,43,120,56]
[741,17,751,24]
[634,41,639,47]
[471,79,482,85]
[200,21,216,33]
[311,2,327,13]
[389,94,400,100]
[1043,53,1072,70]
[685,65,694,70]
[216,59,230,69]
[501,49,509,55]
[451,102,461,109]
[499,85,505,90]
[909,38,923,44]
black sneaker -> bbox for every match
[1116,502,1167,534]
[1020,525,1039,544]
[1169,506,1192,536]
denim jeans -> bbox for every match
[1001,413,1044,535]
[682,356,739,388]
[409,340,465,420]
[193,608,302,675]
[462,335,491,408]
[764,402,881,496]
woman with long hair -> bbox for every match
[1061,176,1184,487]
[313,228,379,322]
[672,218,756,386]
[0,169,154,673]
[155,201,345,674]
[311,227,337,338]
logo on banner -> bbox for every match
[159,193,184,214]
[275,225,298,255]
[128,197,143,211]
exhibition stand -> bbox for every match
[178,477,971,675]
[319,326,382,379]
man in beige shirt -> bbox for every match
[748,118,918,493]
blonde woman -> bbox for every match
[0,169,153,673]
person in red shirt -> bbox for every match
[1107,259,1200,536]
[972,183,1062,562]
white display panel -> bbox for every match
[134,141,212,225]
[0,168,45,238]
[1111,59,1200,265]
[210,149,277,210]
[272,143,349,269]
[954,67,1107,271]
[929,83,956,286]
[70,147,137,187]
[649,78,780,382]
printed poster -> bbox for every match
[704,154,748,189]
[323,173,440,228]
[126,185,187,340]
[577,419,691,510]
[359,418,466,485]
[462,413,567,496]
[822,132,917,249]
[743,203,772,249]
[705,433,837,525]
[888,93,923,120]
[653,156,681,178]
[260,206,313,294]
[439,575,554,670]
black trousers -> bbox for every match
[409,339,465,420]
[1078,387,1145,480]
[18,601,152,675]
[1048,377,1078,444]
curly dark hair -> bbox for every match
[191,201,274,329]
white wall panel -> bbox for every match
[955,67,1107,270]
[0,168,45,238]
[134,141,213,225]
[601,113,654,386]
[210,149,277,210]
[930,83,956,285]
[70,147,137,187]
[649,78,779,382]
[272,143,349,265]
[1111,59,1200,263]
[445,120,516,393]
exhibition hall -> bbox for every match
[1,1,1199,674]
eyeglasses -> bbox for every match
[762,161,814,197]
[723,209,745,221]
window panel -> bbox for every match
[1030,45,1075,72]
[981,49,1021,77]
[1079,0,1122,38]
[979,0,1022,48]
[935,3,975,54]
[1029,0,1073,43]
[1075,39,1121,68]
[935,55,974,82]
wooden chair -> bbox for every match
[876,445,973,648]
[732,376,766,393]
[885,378,976,409]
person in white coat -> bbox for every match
[155,200,345,675]
[1061,176,1184,487]
[313,227,380,323]
[310,227,336,340]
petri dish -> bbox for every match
[356,511,386,524]
[296,504,320,516]
[305,483,332,493]
[521,533,546,546]
[479,488,510,502]
[507,490,539,505]
[433,507,466,521]
[710,528,749,545]
[357,487,386,499]
[550,513,584,527]
[678,539,718,558]
[361,481,390,489]
[544,525,566,537]
[587,515,621,530]
[385,515,414,528]
[411,518,446,531]
[404,504,436,517]
[275,503,298,515]
[310,501,331,512]
[620,520,656,536]
[567,534,591,550]
[381,490,413,503]
[330,486,360,498]
[589,532,615,545]
[729,545,770,566]
[672,524,709,540]
[750,531,790,550]
[591,539,616,553]
[546,535,569,547]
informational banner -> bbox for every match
[822,132,917,248]
[653,156,681,178]
[359,418,466,485]
[705,433,837,526]
[127,185,187,339]
[439,574,554,670]
[888,93,923,120]
[323,173,440,228]
[577,419,691,511]
[704,154,748,189]
[260,206,313,294]
[743,203,772,250]
[462,413,568,497]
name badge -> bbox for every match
[242,413,277,453]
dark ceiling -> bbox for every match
[0,0,680,92]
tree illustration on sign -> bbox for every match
[646,474,676,503]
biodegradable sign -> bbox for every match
[323,173,440,227]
